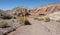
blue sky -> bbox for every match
[0,0,60,10]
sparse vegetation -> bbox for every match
[17,16,31,25]
[0,12,13,19]
[34,16,50,22]
[0,21,7,28]
[24,19,31,25]
[56,19,60,22]
[44,17,50,22]
[34,17,44,21]
[17,17,24,24]
[1,15,12,19]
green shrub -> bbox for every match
[0,21,7,28]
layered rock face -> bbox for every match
[31,3,60,16]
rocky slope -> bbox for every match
[48,11,60,21]
[30,2,60,17]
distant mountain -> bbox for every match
[5,6,31,16]
[4,2,60,17]
[0,9,4,12]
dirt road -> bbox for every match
[9,18,60,35]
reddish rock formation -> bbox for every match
[30,3,60,16]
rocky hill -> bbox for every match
[5,6,31,17]
[4,3,60,17]
[30,2,60,17]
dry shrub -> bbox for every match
[17,16,31,25]
[34,17,44,21]
[17,17,25,24]
[34,16,50,22]
[44,17,50,22]
[24,19,31,25]
[56,19,60,22]
[0,21,7,28]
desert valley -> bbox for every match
[0,2,60,35]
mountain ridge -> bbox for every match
[0,2,60,17]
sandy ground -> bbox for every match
[8,18,60,35]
